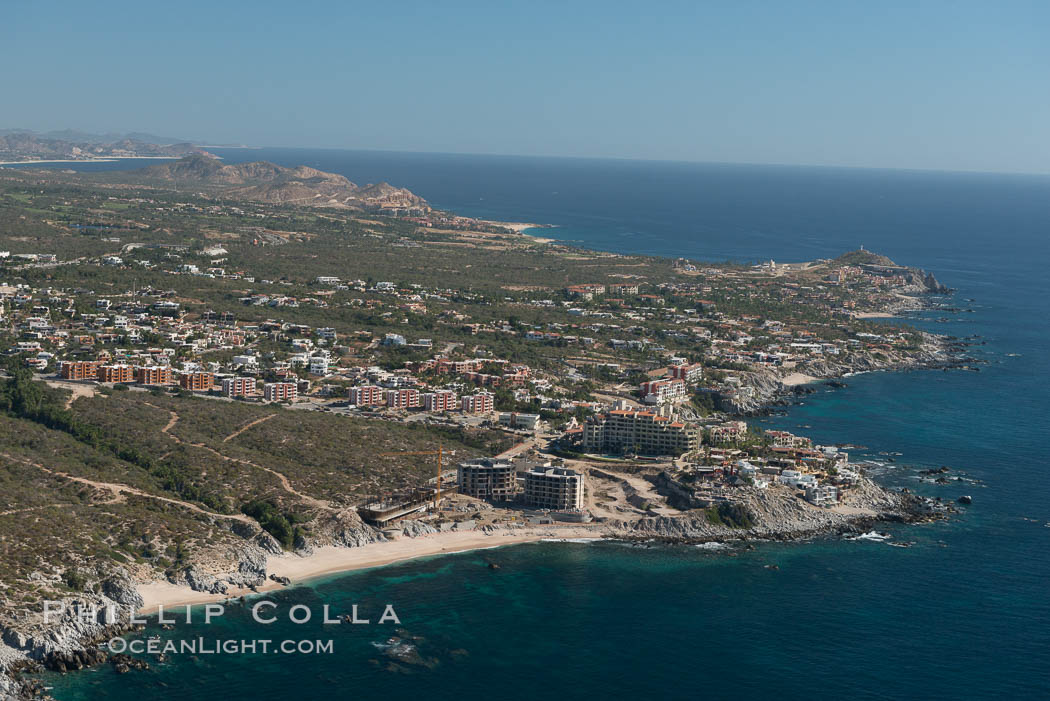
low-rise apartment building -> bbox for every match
[136,366,173,385]
[384,388,420,409]
[98,364,135,384]
[422,389,457,411]
[222,376,256,398]
[264,382,298,402]
[179,371,215,392]
[461,392,494,414]
[60,360,101,380]
[349,385,384,406]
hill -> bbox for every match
[135,155,429,210]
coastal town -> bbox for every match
[0,158,973,692]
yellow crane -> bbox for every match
[377,444,449,510]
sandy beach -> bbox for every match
[781,372,820,386]
[137,526,603,614]
[853,311,895,319]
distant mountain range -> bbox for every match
[133,154,428,210]
[0,128,192,145]
[0,129,210,162]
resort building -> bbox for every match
[457,458,516,502]
[523,466,585,510]
[668,363,704,383]
[640,379,687,404]
[709,421,749,444]
[582,409,700,456]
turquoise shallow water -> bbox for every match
[32,152,1050,698]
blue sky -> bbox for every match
[3,0,1048,173]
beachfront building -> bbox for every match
[457,458,516,502]
[523,466,584,510]
[709,420,749,444]
[582,409,700,456]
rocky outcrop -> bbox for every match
[610,477,933,544]
[400,520,440,538]
[308,508,386,548]
[716,333,974,414]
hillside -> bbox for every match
[135,155,429,210]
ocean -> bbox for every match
[24,150,1050,699]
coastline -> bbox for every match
[137,527,604,615]
[0,156,181,166]
[483,219,558,244]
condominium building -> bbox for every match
[179,371,214,392]
[263,382,298,402]
[98,364,135,384]
[384,388,420,409]
[668,363,704,383]
[60,360,101,380]
[457,458,516,501]
[709,420,749,444]
[640,379,687,404]
[349,385,384,406]
[422,389,457,411]
[461,392,494,414]
[136,366,173,386]
[582,409,700,456]
[222,376,256,398]
[524,466,584,510]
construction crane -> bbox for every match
[377,444,451,510]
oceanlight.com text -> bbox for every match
[107,637,335,655]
